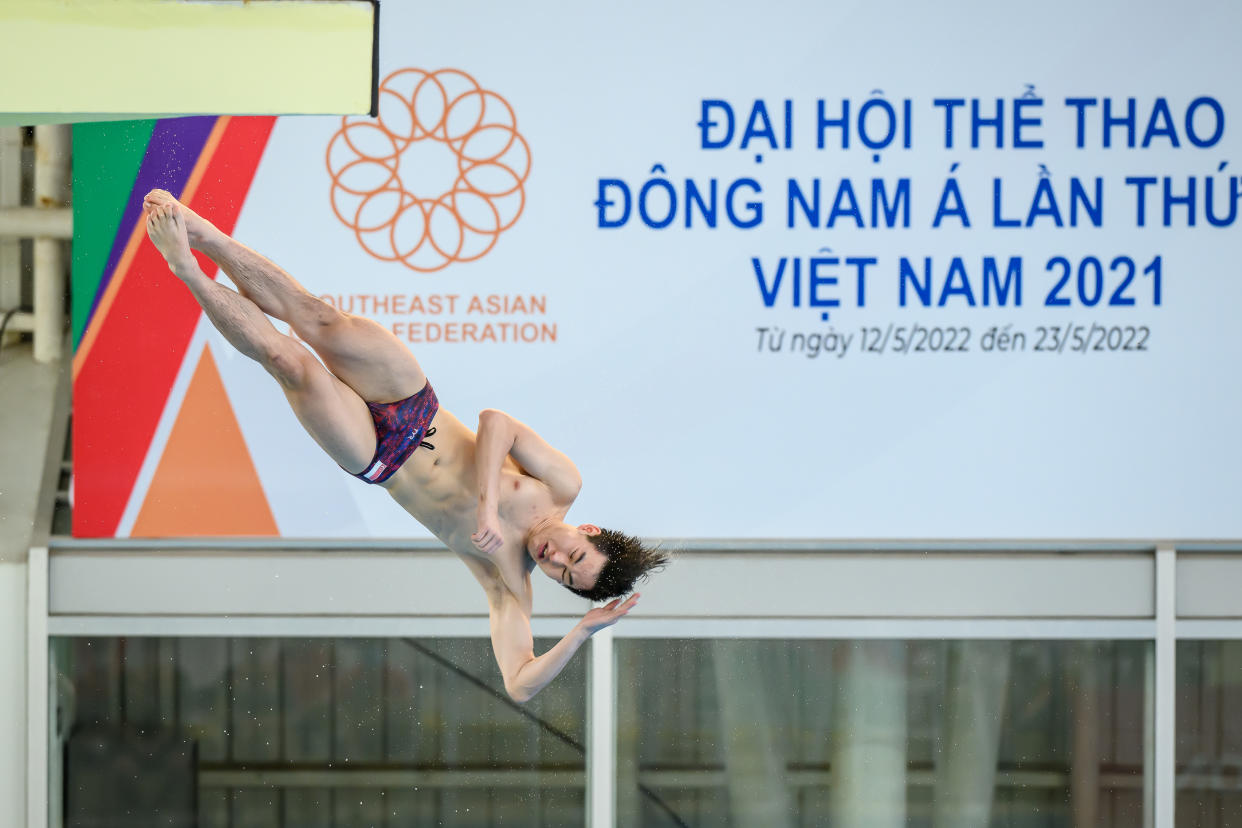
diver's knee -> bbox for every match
[264,342,312,389]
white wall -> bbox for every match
[0,562,27,828]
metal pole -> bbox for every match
[0,128,21,348]
[1143,642,1155,828]
[31,125,70,363]
[1070,642,1100,828]
[712,639,794,828]
[614,643,641,826]
[932,641,1011,828]
[829,641,908,828]
[1154,545,1176,828]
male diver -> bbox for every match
[142,190,666,702]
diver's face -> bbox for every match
[528,523,606,590]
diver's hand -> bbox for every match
[579,594,640,635]
[471,506,504,555]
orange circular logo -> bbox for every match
[326,68,532,272]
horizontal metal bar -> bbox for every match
[3,310,31,331]
[0,206,71,238]
[646,768,1229,793]
[47,535,1168,554]
[605,618,1160,640]
[47,615,1159,641]
[651,539,1162,553]
[1172,620,1242,639]
[50,537,1242,553]
[1171,543,1242,553]
[1174,773,1242,792]
[200,768,584,789]
[48,549,1160,619]
[46,614,587,638]
[50,536,448,552]
[638,768,1148,792]
[194,766,1172,792]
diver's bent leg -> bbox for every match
[144,188,318,322]
[147,204,377,471]
[203,233,429,403]
[145,189,427,403]
[182,270,377,472]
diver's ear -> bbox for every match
[578,523,602,535]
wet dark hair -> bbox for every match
[567,528,668,602]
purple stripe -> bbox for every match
[85,116,217,327]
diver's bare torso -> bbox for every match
[378,406,572,601]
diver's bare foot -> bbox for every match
[145,204,200,279]
[142,189,221,250]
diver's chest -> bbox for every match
[497,473,551,521]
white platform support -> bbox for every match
[15,328,71,828]
[587,628,617,828]
[32,539,1242,826]
[26,546,48,828]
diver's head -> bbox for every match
[527,523,667,598]
[527,522,606,590]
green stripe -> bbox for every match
[71,119,155,348]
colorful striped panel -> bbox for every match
[73,116,276,537]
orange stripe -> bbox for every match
[72,116,231,380]
[72,218,145,377]
[180,115,230,205]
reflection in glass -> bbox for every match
[1177,641,1242,827]
[56,637,586,827]
[616,640,1147,827]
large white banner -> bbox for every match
[210,0,1242,539]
